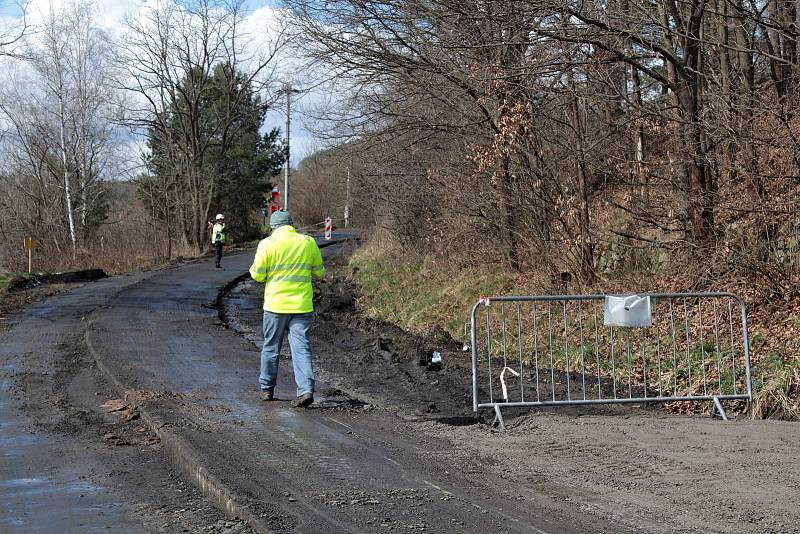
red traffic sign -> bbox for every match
[324,217,332,241]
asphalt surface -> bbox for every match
[0,270,241,533]
[86,242,619,533]
[2,238,621,533]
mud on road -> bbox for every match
[224,246,800,534]
[0,270,252,533]
[81,245,606,534]
[224,275,477,423]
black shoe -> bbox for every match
[260,388,274,401]
[291,392,314,408]
[215,265,223,270]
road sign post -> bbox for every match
[324,217,332,241]
[23,237,38,273]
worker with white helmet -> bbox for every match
[210,213,226,269]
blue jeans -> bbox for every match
[260,312,315,397]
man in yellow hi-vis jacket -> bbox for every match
[249,210,325,408]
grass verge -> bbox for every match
[751,357,800,420]
[349,242,514,341]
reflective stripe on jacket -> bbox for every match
[249,226,325,313]
[212,223,226,244]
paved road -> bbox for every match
[1,239,621,533]
[84,245,619,533]
[0,271,237,533]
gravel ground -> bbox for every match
[419,410,800,533]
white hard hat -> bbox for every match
[215,213,224,220]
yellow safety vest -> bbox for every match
[212,223,226,244]
[249,226,325,313]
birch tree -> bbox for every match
[0,1,116,255]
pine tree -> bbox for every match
[140,62,285,247]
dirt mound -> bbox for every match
[6,269,108,292]
[308,273,479,419]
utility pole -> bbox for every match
[344,156,352,228]
[280,83,301,211]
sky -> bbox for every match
[0,0,325,164]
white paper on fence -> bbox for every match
[603,295,652,327]
[500,366,520,401]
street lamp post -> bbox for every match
[280,83,301,211]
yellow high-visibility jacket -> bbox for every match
[249,226,325,313]
[212,223,226,244]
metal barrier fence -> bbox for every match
[469,293,752,428]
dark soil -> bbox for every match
[1,283,75,317]
[5,268,107,291]
[222,254,480,424]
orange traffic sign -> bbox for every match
[23,237,38,250]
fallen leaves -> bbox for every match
[101,398,127,412]
[100,400,160,446]
[101,398,140,421]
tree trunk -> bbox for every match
[566,62,595,284]
[57,82,77,253]
[497,153,520,271]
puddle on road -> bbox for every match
[0,476,95,495]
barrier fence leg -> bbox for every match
[712,396,729,421]
[492,405,506,431]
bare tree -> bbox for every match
[0,1,28,58]
[0,0,118,257]
[286,0,800,290]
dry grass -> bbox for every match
[349,234,516,338]
[751,362,800,420]
[0,204,205,276]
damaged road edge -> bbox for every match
[84,321,271,534]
